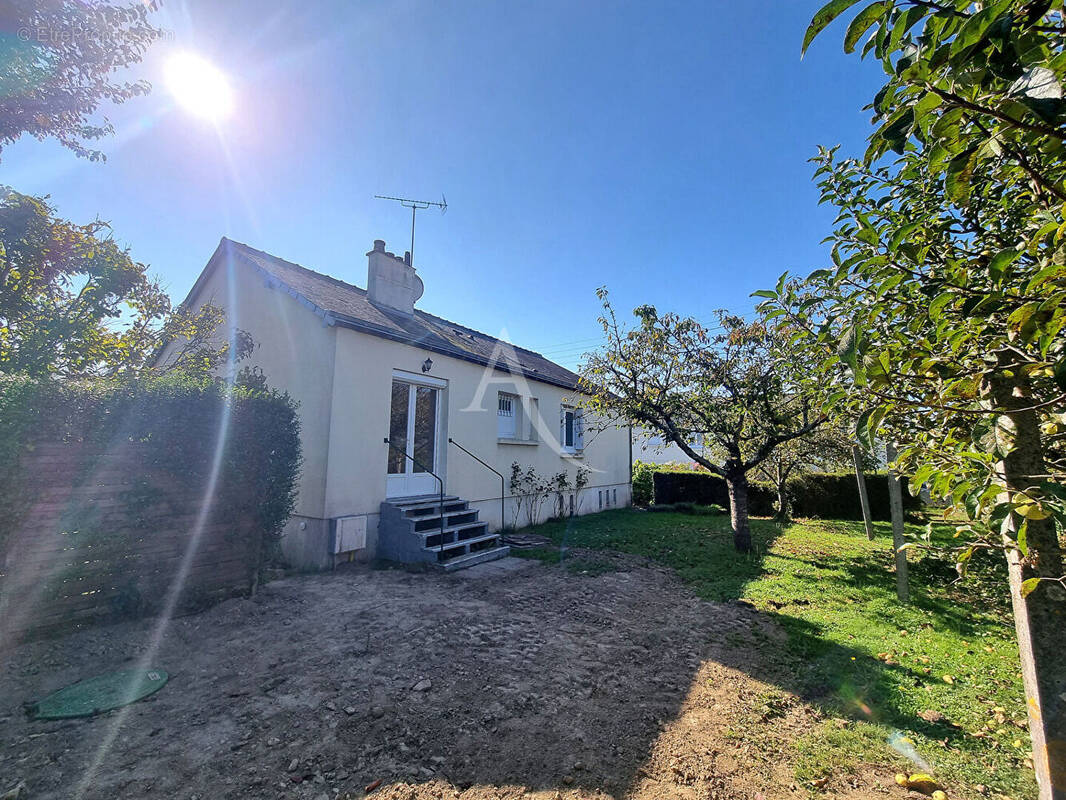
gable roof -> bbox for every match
[191,238,583,391]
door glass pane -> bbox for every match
[412,386,437,472]
[388,381,409,474]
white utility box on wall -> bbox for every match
[333,515,367,553]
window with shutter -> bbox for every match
[560,405,583,453]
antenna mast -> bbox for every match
[373,194,447,266]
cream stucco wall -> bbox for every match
[324,326,632,553]
[172,245,631,566]
[159,250,337,524]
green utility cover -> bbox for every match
[28,668,168,720]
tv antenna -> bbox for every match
[374,194,447,266]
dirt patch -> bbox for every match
[0,556,895,800]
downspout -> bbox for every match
[628,424,633,506]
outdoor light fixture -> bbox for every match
[421,357,433,373]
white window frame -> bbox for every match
[497,392,517,439]
[560,405,584,453]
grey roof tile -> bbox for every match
[222,238,582,391]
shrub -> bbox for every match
[0,373,302,558]
[632,460,655,506]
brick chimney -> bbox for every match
[366,239,424,316]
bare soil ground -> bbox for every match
[0,555,896,800]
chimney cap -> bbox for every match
[373,239,386,252]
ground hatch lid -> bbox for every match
[27,668,169,720]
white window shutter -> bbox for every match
[575,411,585,450]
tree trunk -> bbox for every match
[989,363,1066,800]
[775,462,790,523]
[726,473,752,552]
[885,442,908,604]
[852,445,874,540]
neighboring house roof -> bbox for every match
[187,238,584,391]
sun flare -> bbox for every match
[164,52,234,121]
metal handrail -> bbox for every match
[448,438,505,533]
[383,438,446,554]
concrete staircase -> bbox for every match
[378,495,510,571]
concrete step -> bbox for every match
[423,522,490,549]
[438,545,511,572]
[400,500,468,516]
[389,494,460,504]
[425,530,499,556]
[411,509,479,531]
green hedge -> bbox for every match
[648,467,920,520]
[0,373,302,558]
[651,471,777,515]
[787,471,920,521]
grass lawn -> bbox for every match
[514,508,1034,799]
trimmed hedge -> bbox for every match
[787,472,920,521]
[652,471,776,516]
[0,373,302,557]
[650,468,920,520]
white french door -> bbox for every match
[386,376,443,498]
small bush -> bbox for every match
[632,460,655,506]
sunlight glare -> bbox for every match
[164,52,234,121]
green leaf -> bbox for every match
[888,221,919,252]
[945,148,977,205]
[856,225,880,246]
[1020,577,1041,598]
[1053,357,1066,391]
[838,324,860,373]
[928,291,955,320]
[844,1,885,54]
[803,0,864,55]
[988,248,1021,281]
[951,0,1010,57]
[751,289,778,299]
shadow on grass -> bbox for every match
[516,510,987,768]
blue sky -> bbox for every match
[2,0,885,370]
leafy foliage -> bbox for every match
[0,371,302,559]
[0,188,251,379]
[773,1,1066,790]
[750,420,854,519]
[0,0,162,161]
[632,460,656,506]
[581,290,826,550]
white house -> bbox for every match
[632,427,708,466]
[166,238,632,570]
